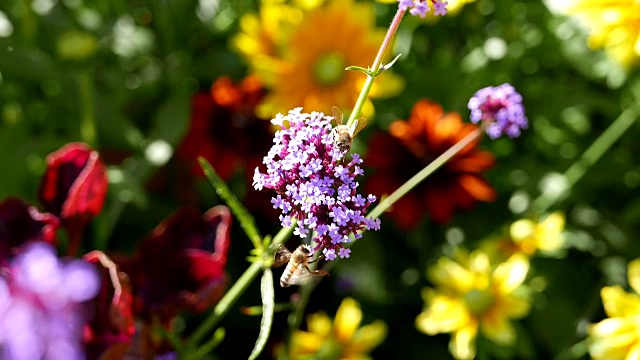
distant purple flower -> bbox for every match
[253,108,380,259]
[0,242,100,359]
[398,0,447,17]
[468,83,528,139]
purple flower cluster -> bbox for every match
[468,83,528,139]
[398,0,448,17]
[0,242,99,360]
[253,108,380,260]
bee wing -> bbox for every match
[353,116,368,136]
[273,245,292,268]
[332,106,344,126]
[287,265,330,286]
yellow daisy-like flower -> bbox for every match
[480,212,566,260]
[588,259,640,360]
[284,297,388,360]
[509,211,566,256]
[416,250,531,360]
[565,0,640,67]
[233,0,403,118]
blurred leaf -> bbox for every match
[248,268,275,360]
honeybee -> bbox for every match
[272,244,329,287]
[331,106,368,153]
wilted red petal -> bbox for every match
[0,197,60,262]
[83,251,136,358]
[122,205,232,321]
[39,142,108,253]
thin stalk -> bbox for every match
[529,104,639,213]
[187,224,294,348]
[346,8,406,127]
[368,128,483,219]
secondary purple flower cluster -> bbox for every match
[468,83,528,139]
[253,108,380,260]
[0,242,100,360]
[398,0,448,17]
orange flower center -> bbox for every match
[313,52,346,86]
[464,288,495,315]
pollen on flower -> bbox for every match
[398,0,448,17]
[467,83,528,139]
[253,107,380,259]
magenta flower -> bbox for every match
[0,197,60,263]
[0,242,100,360]
[252,108,380,260]
[468,83,528,139]
[39,142,108,255]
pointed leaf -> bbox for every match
[198,157,263,249]
[248,269,275,360]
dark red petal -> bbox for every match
[83,251,136,357]
[0,197,60,261]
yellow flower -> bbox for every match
[565,0,640,67]
[232,0,403,118]
[509,211,566,256]
[588,259,640,360]
[283,297,388,360]
[416,250,531,360]
[479,212,566,260]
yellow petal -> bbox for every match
[601,286,640,318]
[494,253,529,293]
[334,297,363,342]
[428,257,474,293]
[416,294,471,334]
[450,323,478,360]
[307,311,332,337]
[627,259,640,295]
[345,320,388,356]
[480,311,516,345]
[289,330,325,355]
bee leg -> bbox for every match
[308,253,326,264]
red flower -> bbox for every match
[38,142,108,254]
[82,251,136,359]
[365,100,496,229]
[119,205,231,322]
[178,75,272,181]
[0,197,60,262]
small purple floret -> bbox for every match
[253,107,380,259]
[467,83,528,139]
[398,0,447,17]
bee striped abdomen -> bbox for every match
[280,260,299,288]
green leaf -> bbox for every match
[186,328,226,360]
[248,269,275,360]
[345,65,374,77]
[198,157,263,250]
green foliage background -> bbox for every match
[1,0,639,358]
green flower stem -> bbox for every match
[188,261,262,349]
[77,70,97,146]
[187,224,295,350]
[346,8,406,128]
[529,104,640,214]
[368,128,483,219]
